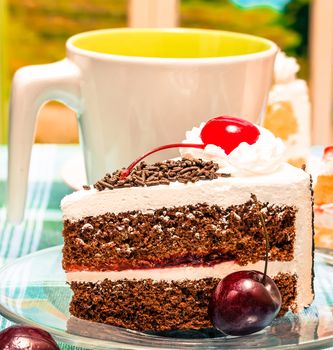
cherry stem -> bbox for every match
[120,143,205,178]
[251,194,269,285]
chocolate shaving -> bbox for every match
[88,159,231,191]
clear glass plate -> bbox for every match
[0,246,333,350]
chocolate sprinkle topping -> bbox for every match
[89,159,230,191]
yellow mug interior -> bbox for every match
[70,28,273,58]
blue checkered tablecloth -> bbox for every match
[0,145,78,349]
[0,144,332,349]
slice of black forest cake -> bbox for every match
[61,116,314,332]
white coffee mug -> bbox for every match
[7,28,278,222]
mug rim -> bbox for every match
[66,27,278,64]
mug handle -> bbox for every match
[7,58,81,223]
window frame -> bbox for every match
[310,0,333,144]
[128,0,179,28]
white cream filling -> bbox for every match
[66,259,312,312]
[65,261,292,283]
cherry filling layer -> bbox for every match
[64,251,236,272]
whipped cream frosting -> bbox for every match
[274,51,300,84]
[320,154,333,175]
[61,163,309,221]
[315,204,333,229]
[180,123,285,175]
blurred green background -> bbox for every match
[1,0,310,143]
[181,0,310,78]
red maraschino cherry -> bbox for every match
[209,194,281,336]
[200,116,260,155]
[121,116,260,178]
[0,325,59,349]
[323,146,333,160]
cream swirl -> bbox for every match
[321,162,333,175]
[180,123,286,175]
[274,52,299,84]
[320,155,333,175]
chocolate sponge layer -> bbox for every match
[69,273,297,332]
[63,200,296,271]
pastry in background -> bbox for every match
[314,146,333,248]
[264,52,311,168]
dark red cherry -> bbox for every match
[200,116,260,154]
[209,270,281,336]
[120,115,259,178]
[0,325,59,350]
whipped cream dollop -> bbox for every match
[274,52,300,84]
[320,149,333,175]
[321,161,333,175]
[315,204,333,229]
[180,122,286,176]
